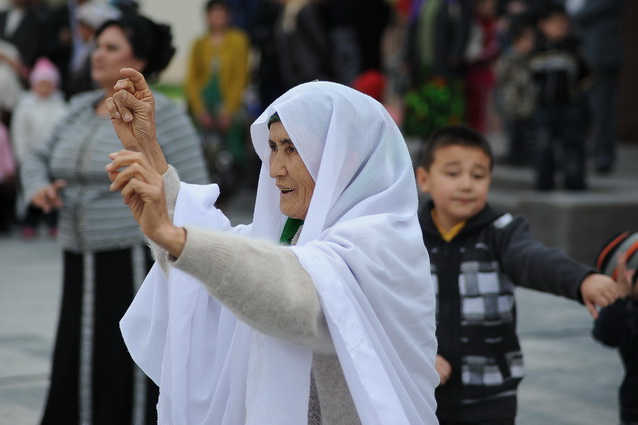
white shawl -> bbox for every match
[120,81,439,424]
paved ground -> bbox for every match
[0,232,624,424]
[1,137,636,424]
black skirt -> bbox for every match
[40,245,159,425]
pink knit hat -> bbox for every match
[29,57,61,88]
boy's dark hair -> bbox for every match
[538,4,568,22]
[418,125,494,171]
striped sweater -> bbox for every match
[21,89,209,252]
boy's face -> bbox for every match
[416,145,492,230]
[539,14,569,42]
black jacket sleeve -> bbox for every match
[495,214,595,302]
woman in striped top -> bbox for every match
[20,14,209,425]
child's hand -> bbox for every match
[435,354,452,386]
[580,273,624,318]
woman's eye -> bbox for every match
[268,141,276,152]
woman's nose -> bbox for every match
[269,154,286,178]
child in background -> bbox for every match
[415,125,623,425]
[12,57,68,238]
[592,232,638,425]
[0,121,15,235]
[495,14,537,165]
[529,4,591,190]
[464,0,500,133]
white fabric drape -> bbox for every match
[120,81,439,424]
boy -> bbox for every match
[415,125,623,424]
[529,4,591,190]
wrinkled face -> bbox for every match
[92,26,146,91]
[268,121,315,220]
[416,145,491,230]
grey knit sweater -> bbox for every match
[151,167,360,425]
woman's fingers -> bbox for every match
[111,89,134,123]
[106,150,162,196]
[119,67,150,94]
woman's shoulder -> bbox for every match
[152,90,183,115]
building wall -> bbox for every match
[138,0,205,85]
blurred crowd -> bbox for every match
[0,0,626,236]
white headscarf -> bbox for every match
[120,81,439,425]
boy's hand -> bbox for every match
[580,273,623,318]
[435,354,452,386]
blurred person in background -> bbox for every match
[273,0,331,90]
[20,14,209,425]
[66,0,121,97]
[495,13,537,165]
[0,120,15,235]
[569,0,625,174]
[185,0,250,206]
[529,4,591,191]
[463,0,500,133]
[592,232,638,425]
[0,0,45,81]
[11,57,68,239]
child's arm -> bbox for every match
[497,215,623,315]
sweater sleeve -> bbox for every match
[19,120,57,206]
[496,214,595,302]
[168,226,334,354]
[146,165,181,276]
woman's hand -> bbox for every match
[105,68,168,174]
[106,150,185,257]
[31,179,66,213]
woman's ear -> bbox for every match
[415,166,430,194]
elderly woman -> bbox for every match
[20,15,208,425]
[106,68,439,424]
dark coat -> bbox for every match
[571,0,624,70]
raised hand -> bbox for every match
[106,150,185,257]
[106,68,168,174]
